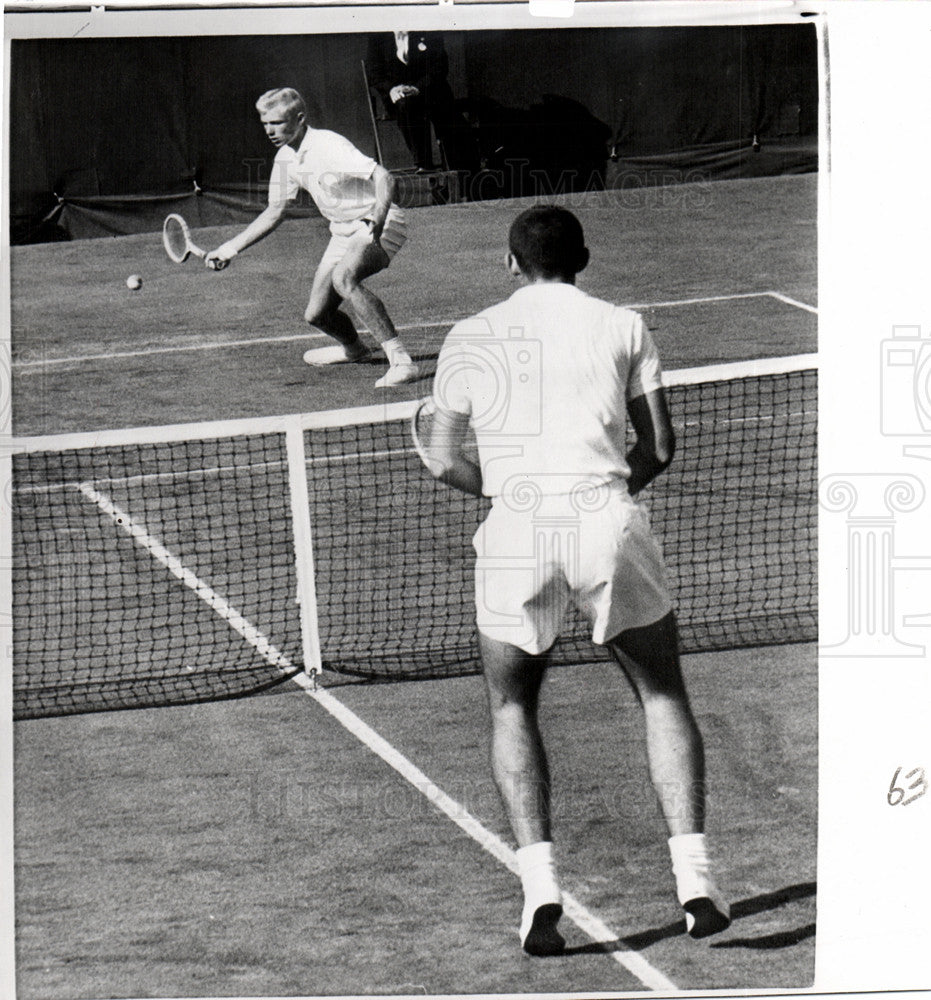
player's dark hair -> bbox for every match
[508,205,587,279]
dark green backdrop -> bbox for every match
[9,25,817,241]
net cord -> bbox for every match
[286,421,323,682]
[11,353,819,455]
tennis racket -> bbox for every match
[411,397,478,473]
[411,397,437,471]
[162,213,221,267]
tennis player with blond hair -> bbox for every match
[207,87,419,388]
[424,205,730,955]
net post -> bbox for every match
[285,420,323,686]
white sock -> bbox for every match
[381,337,412,366]
[668,832,720,904]
[516,841,561,938]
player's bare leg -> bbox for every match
[608,611,704,834]
[331,239,419,387]
[302,262,371,364]
[480,634,552,846]
[479,633,564,956]
[607,610,730,938]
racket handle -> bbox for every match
[205,242,237,269]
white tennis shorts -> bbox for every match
[473,482,672,654]
[320,205,407,271]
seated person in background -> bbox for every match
[366,31,471,172]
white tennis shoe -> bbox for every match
[375,362,420,388]
[303,344,371,366]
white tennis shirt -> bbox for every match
[267,127,380,228]
[433,283,664,497]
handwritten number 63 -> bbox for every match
[887,766,928,807]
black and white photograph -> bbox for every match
[0,2,928,999]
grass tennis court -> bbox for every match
[10,176,815,433]
[16,647,815,997]
[11,174,817,995]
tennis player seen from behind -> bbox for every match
[205,87,419,388]
[425,205,730,956]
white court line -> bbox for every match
[78,480,678,990]
[628,290,818,314]
[77,484,292,670]
[12,331,330,370]
[295,673,678,992]
[766,290,819,314]
[12,290,816,371]
[11,321,452,371]
[625,290,771,309]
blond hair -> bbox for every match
[255,88,307,119]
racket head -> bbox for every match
[411,397,478,473]
[411,397,437,470]
[163,214,192,262]
[163,213,206,264]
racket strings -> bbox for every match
[413,400,479,467]
[164,216,190,262]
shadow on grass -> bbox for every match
[353,351,437,383]
[710,922,815,949]
[562,881,816,956]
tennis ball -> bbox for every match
[126,274,142,291]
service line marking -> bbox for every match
[12,290,816,371]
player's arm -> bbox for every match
[205,201,288,269]
[426,406,483,497]
[625,388,675,496]
[364,165,396,242]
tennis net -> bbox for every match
[9,354,816,718]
